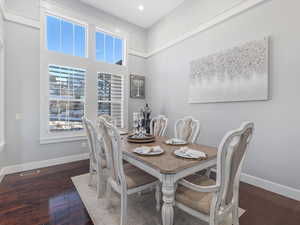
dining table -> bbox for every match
[121,136,218,225]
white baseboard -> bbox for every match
[211,167,300,201]
[240,173,300,201]
[0,153,89,179]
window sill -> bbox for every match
[40,134,87,145]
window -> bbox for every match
[47,15,87,57]
[41,9,128,143]
[49,65,85,132]
[98,73,123,127]
[96,31,124,65]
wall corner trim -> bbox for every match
[0,142,5,153]
[0,153,89,182]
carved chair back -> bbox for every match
[150,115,168,136]
[175,116,200,143]
[98,114,117,126]
[99,117,127,191]
[212,122,254,217]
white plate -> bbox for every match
[165,138,188,146]
[174,148,206,159]
[134,146,164,156]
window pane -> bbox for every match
[114,38,123,65]
[105,34,114,64]
[96,32,105,62]
[69,101,84,130]
[49,65,85,132]
[61,20,74,55]
[47,16,60,51]
[98,73,111,101]
[74,25,86,57]
[98,102,111,116]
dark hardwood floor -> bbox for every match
[0,160,299,225]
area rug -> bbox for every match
[72,174,245,225]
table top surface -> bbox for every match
[121,136,218,174]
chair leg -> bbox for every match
[105,182,112,209]
[96,166,106,198]
[232,204,239,225]
[155,183,161,212]
[88,163,93,187]
[120,192,128,225]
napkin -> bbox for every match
[135,146,163,154]
[180,147,206,158]
[144,146,162,153]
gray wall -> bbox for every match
[0,0,147,168]
[0,4,4,170]
[146,0,300,190]
[128,55,147,129]
[147,0,246,52]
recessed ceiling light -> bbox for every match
[138,5,144,11]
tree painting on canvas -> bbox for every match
[189,38,269,103]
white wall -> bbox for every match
[146,0,300,190]
[0,0,148,168]
[147,0,247,52]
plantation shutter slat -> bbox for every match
[98,73,123,128]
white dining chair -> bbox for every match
[83,117,107,198]
[150,115,168,136]
[175,121,254,225]
[175,116,200,143]
[99,117,161,225]
[98,114,117,126]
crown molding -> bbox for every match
[1,0,268,58]
[146,0,269,58]
[3,9,40,29]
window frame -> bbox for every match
[40,8,129,144]
[97,72,125,128]
[45,12,89,58]
[48,64,87,133]
[95,27,127,66]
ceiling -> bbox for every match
[80,0,185,28]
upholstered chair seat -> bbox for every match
[174,122,254,225]
[124,164,157,189]
[176,174,215,215]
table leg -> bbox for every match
[162,175,175,225]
